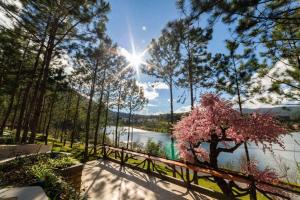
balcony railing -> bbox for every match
[94,144,300,200]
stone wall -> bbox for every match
[0,144,52,160]
[59,164,84,192]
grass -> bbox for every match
[3,130,296,199]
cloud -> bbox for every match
[152,82,169,90]
[0,1,22,29]
[175,105,191,113]
[242,59,300,108]
[147,104,158,107]
[136,81,168,101]
[136,81,159,100]
[51,51,74,75]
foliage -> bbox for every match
[177,0,300,104]
[145,139,164,157]
[48,156,79,169]
[0,154,81,199]
[173,93,287,198]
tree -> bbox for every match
[170,19,212,108]
[81,46,102,161]
[173,94,286,199]
[0,0,110,143]
[177,0,300,103]
[93,38,117,155]
[124,79,147,149]
[145,26,181,159]
[210,40,262,166]
[0,29,30,136]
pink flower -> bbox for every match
[173,93,286,164]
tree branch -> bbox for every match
[217,142,243,153]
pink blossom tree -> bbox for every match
[173,94,287,199]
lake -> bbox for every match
[106,126,300,182]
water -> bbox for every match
[106,126,300,182]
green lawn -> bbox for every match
[2,131,289,199]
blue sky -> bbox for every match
[106,0,232,115]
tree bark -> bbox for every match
[45,89,57,145]
[126,102,132,149]
[209,135,235,199]
[169,77,175,160]
[0,91,16,135]
[71,91,81,148]
[40,97,48,134]
[232,54,251,171]
[16,20,48,143]
[63,91,72,146]
[10,89,22,130]
[0,39,29,136]
[93,68,106,155]
[102,88,110,145]
[28,17,59,144]
[84,61,99,161]
[115,86,122,147]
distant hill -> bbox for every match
[113,106,300,118]
[242,106,300,118]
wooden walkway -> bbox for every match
[81,160,216,200]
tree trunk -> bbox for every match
[42,99,49,135]
[10,89,22,130]
[169,77,175,160]
[187,48,194,109]
[0,91,16,135]
[102,88,110,145]
[130,124,134,149]
[20,46,46,143]
[93,68,106,155]
[84,61,98,161]
[115,87,122,147]
[16,27,47,143]
[0,39,29,136]
[71,92,81,148]
[40,97,48,134]
[15,85,30,143]
[63,91,72,146]
[45,89,57,145]
[210,135,235,199]
[28,17,59,144]
[232,55,251,172]
[126,102,132,149]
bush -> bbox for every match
[29,163,60,187]
[48,156,79,169]
[145,139,164,157]
[0,153,81,199]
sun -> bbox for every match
[119,47,146,69]
[126,53,143,67]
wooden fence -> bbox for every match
[94,144,300,200]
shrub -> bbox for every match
[145,139,164,157]
[48,156,79,169]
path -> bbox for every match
[81,160,215,200]
[0,186,48,200]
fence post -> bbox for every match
[193,171,198,185]
[249,175,257,200]
[102,144,106,159]
[172,165,176,177]
[147,154,151,174]
[121,147,124,165]
[186,166,191,188]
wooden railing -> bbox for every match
[95,144,300,200]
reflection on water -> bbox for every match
[106,126,300,182]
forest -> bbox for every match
[0,1,300,199]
